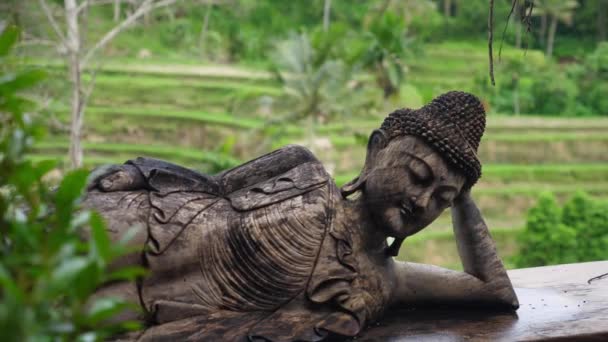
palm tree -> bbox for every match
[265,32,352,154]
[533,0,579,57]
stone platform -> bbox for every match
[355,261,608,341]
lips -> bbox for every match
[400,201,413,220]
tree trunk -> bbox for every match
[80,2,89,49]
[65,0,83,168]
[10,0,21,27]
[546,14,558,57]
[539,14,547,47]
[599,0,607,42]
[515,4,521,48]
[444,0,451,17]
[199,3,212,58]
[114,0,121,21]
[323,0,331,32]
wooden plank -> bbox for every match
[355,261,608,341]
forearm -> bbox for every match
[452,193,502,279]
[451,192,518,306]
[392,260,517,308]
[389,192,518,309]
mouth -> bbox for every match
[399,201,413,221]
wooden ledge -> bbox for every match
[355,261,608,341]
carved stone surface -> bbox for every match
[85,91,519,341]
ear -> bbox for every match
[340,129,388,198]
[367,129,388,162]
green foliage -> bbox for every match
[476,42,608,116]
[562,192,608,261]
[359,11,415,98]
[437,0,514,40]
[269,30,377,125]
[405,1,443,42]
[0,26,143,341]
[575,42,608,115]
[529,69,579,115]
[515,192,608,267]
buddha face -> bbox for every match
[362,134,466,238]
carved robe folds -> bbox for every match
[86,146,393,341]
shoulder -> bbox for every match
[218,145,327,194]
[219,145,338,212]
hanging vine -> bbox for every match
[489,0,535,85]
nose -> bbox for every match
[411,191,432,210]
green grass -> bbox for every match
[53,106,262,129]
[51,103,608,138]
[333,164,608,187]
[27,59,274,82]
[33,140,240,167]
[473,183,608,196]
[84,73,282,96]
[326,132,608,149]
[482,164,608,182]
[396,226,521,269]
[26,154,120,167]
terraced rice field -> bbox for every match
[30,42,608,269]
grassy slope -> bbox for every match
[32,40,607,268]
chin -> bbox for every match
[377,208,424,238]
[397,220,428,238]
[387,219,416,238]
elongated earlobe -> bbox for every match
[341,130,388,198]
[340,175,365,198]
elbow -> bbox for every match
[491,285,519,311]
[505,293,520,310]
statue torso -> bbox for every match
[93,146,396,340]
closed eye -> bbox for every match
[408,158,433,185]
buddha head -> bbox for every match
[342,91,486,238]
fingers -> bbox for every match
[86,164,124,191]
[98,169,132,192]
[86,164,145,192]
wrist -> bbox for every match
[454,188,472,206]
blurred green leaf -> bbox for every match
[0,70,47,95]
[0,264,23,300]
[50,257,90,291]
[1,24,138,340]
[89,211,112,263]
[34,159,58,179]
[87,298,130,324]
[107,266,147,282]
[0,25,18,57]
[55,169,88,227]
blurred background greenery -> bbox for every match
[2,0,607,271]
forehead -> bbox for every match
[379,135,465,183]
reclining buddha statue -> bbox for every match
[86,91,518,341]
